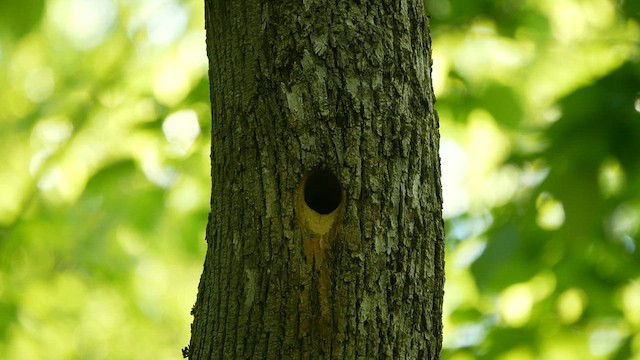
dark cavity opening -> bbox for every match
[304,169,342,215]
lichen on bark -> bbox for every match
[189,1,444,359]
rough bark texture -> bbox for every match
[188,0,444,359]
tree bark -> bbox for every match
[188,0,444,359]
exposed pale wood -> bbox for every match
[189,1,444,358]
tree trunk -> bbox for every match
[188,0,444,359]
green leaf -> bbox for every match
[0,0,45,39]
[479,83,523,130]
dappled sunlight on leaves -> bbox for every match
[438,0,640,359]
[1,0,640,358]
[0,0,209,358]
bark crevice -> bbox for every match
[190,1,444,359]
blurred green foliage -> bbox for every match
[0,0,638,359]
[430,0,640,359]
[1,0,209,358]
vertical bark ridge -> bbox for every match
[190,0,444,359]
